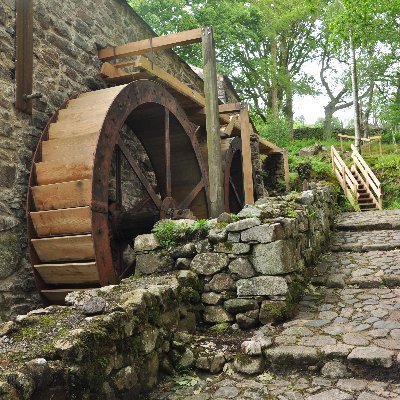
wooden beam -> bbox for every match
[100,56,242,133]
[15,0,33,114]
[240,104,254,205]
[218,102,242,114]
[98,28,202,61]
[202,27,224,217]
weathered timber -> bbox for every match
[98,28,202,61]
[240,104,254,205]
[202,26,224,217]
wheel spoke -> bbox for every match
[165,108,171,197]
[229,177,243,207]
[115,146,122,207]
[179,180,204,210]
[117,138,162,209]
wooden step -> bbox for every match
[35,159,93,186]
[31,179,92,211]
[30,207,92,237]
[358,197,374,203]
[41,133,98,162]
[31,234,95,262]
[34,262,99,285]
[41,288,92,304]
[48,120,103,139]
[360,204,377,210]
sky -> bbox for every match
[293,59,353,126]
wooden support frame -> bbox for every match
[240,104,254,205]
[202,26,224,217]
[98,28,202,61]
[15,0,33,114]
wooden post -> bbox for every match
[202,26,224,217]
[379,138,382,155]
[282,149,290,193]
[240,104,254,205]
[15,0,33,114]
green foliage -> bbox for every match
[153,219,209,250]
[258,113,292,147]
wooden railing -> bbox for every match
[351,144,383,210]
[331,146,359,206]
[338,134,382,155]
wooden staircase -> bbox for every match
[331,144,382,212]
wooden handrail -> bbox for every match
[351,144,382,209]
[338,134,382,154]
[331,146,358,206]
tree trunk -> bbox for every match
[270,37,279,116]
[349,34,362,152]
[324,106,334,140]
[283,85,294,134]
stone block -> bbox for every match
[236,276,288,297]
[0,164,15,188]
[208,228,228,243]
[251,240,298,275]
[224,299,258,314]
[135,254,174,276]
[202,292,224,305]
[207,273,235,292]
[214,242,250,255]
[241,223,284,243]
[226,218,261,232]
[227,232,240,242]
[228,258,255,278]
[175,258,191,269]
[237,205,262,218]
[236,309,259,329]
[171,243,196,258]
[259,300,288,324]
[191,253,229,275]
[203,306,234,323]
[134,234,160,252]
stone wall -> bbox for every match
[134,185,336,329]
[0,273,200,399]
[0,0,246,320]
[0,185,336,399]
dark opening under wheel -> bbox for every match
[27,81,210,303]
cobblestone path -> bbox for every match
[147,211,400,400]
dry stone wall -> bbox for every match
[134,185,336,329]
[0,273,200,399]
[0,185,336,399]
[0,0,243,320]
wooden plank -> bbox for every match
[41,133,98,162]
[240,104,254,205]
[35,159,93,185]
[15,0,33,114]
[35,262,99,285]
[41,288,90,304]
[202,26,224,217]
[31,234,95,262]
[31,179,92,211]
[49,120,104,138]
[98,28,202,61]
[258,136,282,155]
[30,206,92,237]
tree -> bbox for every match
[128,0,322,127]
[326,0,400,150]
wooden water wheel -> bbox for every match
[27,81,210,303]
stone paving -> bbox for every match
[146,211,400,400]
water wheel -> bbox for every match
[27,81,210,303]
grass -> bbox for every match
[282,137,400,211]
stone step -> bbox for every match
[147,368,400,400]
[330,230,400,252]
[265,287,400,380]
[335,210,400,232]
[311,250,400,289]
